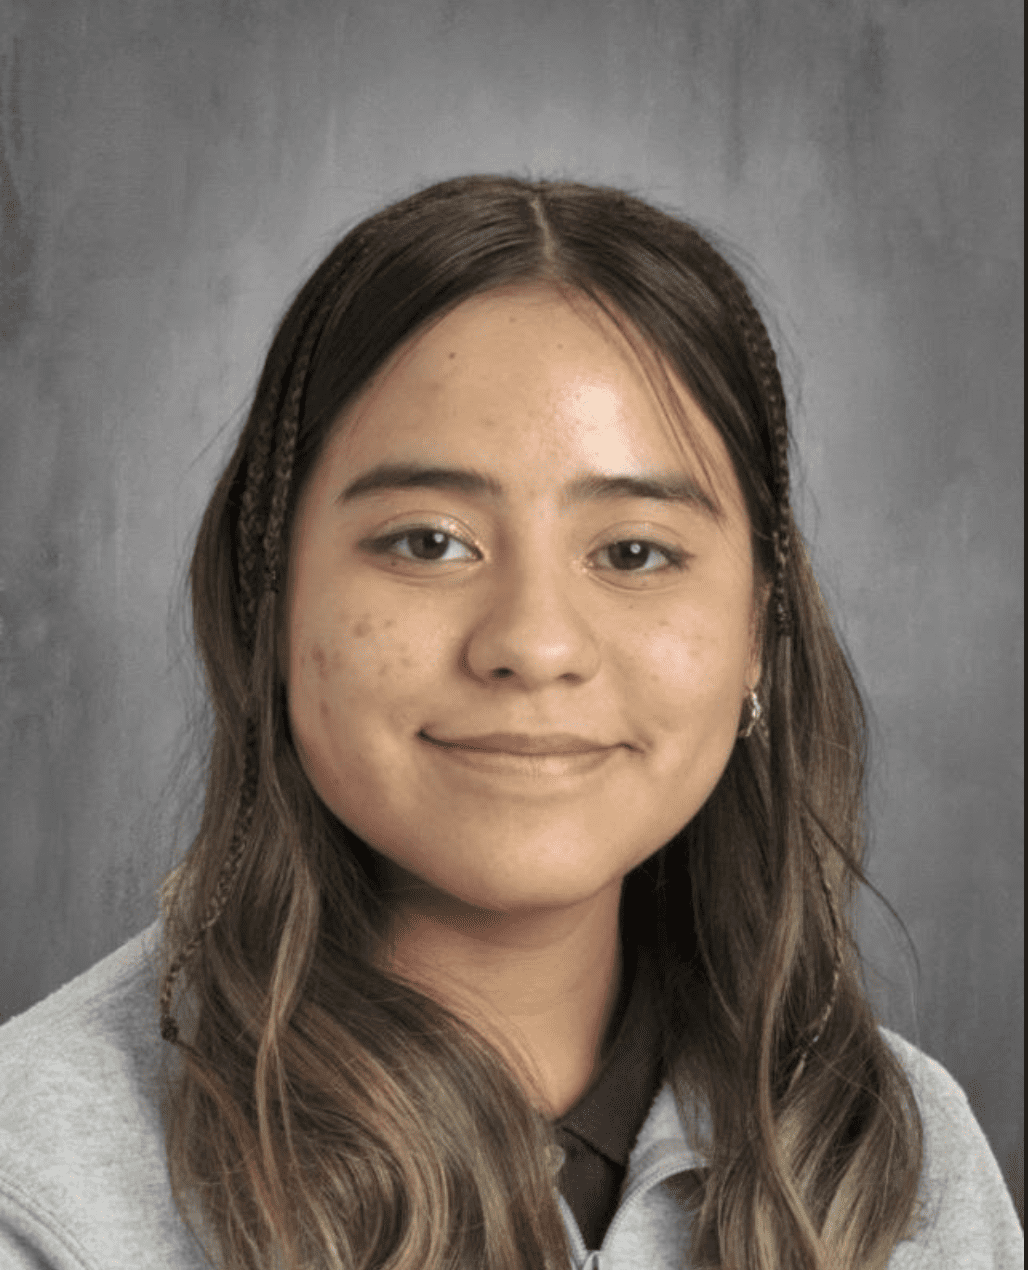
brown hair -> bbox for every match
[156,175,922,1269]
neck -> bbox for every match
[383,873,625,1118]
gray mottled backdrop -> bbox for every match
[1,0,1022,1221]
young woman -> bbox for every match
[0,176,1021,1270]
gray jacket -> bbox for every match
[0,923,1022,1269]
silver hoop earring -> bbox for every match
[739,688,762,739]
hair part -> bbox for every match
[157,175,922,1270]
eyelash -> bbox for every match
[363,526,689,575]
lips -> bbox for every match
[420,730,616,756]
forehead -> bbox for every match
[323,284,741,513]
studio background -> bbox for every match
[1,0,1022,1222]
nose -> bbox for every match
[462,555,601,688]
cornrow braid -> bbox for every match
[236,387,282,650]
[160,717,260,1043]
[786,848,845,1092]
[701,247,850,1078]
[237,241,360,642]
[710,261,794,638]
[809,850,844,1046]
[160,262,345,1047]
[261,330,315,595]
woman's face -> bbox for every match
[285,285,761,916]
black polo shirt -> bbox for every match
[552,941,665,1250]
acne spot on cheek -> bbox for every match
[311,644,328,677]
[353,615,395,641]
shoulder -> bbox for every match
[0,922,168,1147]
[879,1027,1023,1269]
[0,922,164,1081]
[0,923,209,1269]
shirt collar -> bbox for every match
[554,941,666,1167]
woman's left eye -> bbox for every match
[594,540,684,573]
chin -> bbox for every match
[428,851,628,915]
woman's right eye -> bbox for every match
[368,528,479,563]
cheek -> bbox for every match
[294,603,422,717]
[287,588,433,784]
[626,608,750,741]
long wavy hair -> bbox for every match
[155,175,922,1269]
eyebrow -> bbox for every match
[338,462,723,518]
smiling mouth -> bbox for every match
[418,730,619,756]
[417,731,625,782]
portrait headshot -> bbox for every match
[0,3,1022,1268]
